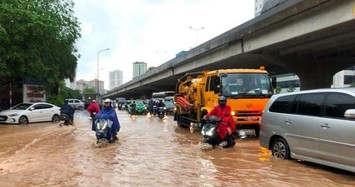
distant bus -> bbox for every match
[152,91,175,101]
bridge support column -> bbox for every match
[289,57,355,90]
[295,64,334,90]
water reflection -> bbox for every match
[0,110,354,186]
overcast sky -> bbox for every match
[74,0,255,89]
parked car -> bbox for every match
[259,88,355,173]
[164,101,175,115]
[66,99,85,110]
[0,102,61,125]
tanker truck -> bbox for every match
[174,67,274,136]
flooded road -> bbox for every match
[0,109,354,187]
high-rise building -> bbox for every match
[133,61,147,78]
[109,69,123,90]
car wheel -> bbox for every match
[52,114,60,122]
[78,106,83,110]
[271,138,290,159]
[19,116,28,125]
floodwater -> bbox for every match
[0,110,354,187]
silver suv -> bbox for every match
[259,88,355,173]
[66,99,85,110]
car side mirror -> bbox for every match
[344,109,355,119]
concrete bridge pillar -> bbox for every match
[261,55,355,90]
[289,56,355,90]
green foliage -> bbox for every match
[47,81,82,106]
[275,86,281,94]
[350,83,355,87]
[84,87,96,94]
[287,86,295,92]
[0,0,81,92]
[61,87,82,99]
[47,94,65,107]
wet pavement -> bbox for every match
[0,109,354,187]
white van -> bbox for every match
[260,88,355,172]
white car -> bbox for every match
[66,99,85,110]
[0,102,61,125]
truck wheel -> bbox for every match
[176,113,183,127]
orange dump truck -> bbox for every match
[174,67,274,135]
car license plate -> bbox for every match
[244,117,258,121]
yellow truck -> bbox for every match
[174,67,274,136]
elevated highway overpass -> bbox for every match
[104,0,355,99]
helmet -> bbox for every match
[92,100,96,103]
[104,98,111,103]
[218,96,226,108]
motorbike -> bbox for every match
[201,116,236,148]
[59,113,73,126]
[94,118,118,145]
[157,106,165,119]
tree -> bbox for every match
[84,87,96,94]
[275,86,281,94]
[0,0,81,95]
[287,86,295,92]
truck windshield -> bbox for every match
[221,73,273,97]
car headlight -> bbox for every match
[9,113,19,117]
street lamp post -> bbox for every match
[189,26,204,47]
[96,48,110,101]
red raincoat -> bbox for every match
[87,102,100,114]
[206,105,236,140]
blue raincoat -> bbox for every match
[92,104,120,139]
[61,103,74,119]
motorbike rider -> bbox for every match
[92,99,120,142]
[148,98,155,115]
[157,99,165,108]
[205,96,236,147]
[87,100,100,119]
[130,101,137,117]
[61,100,75,123]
